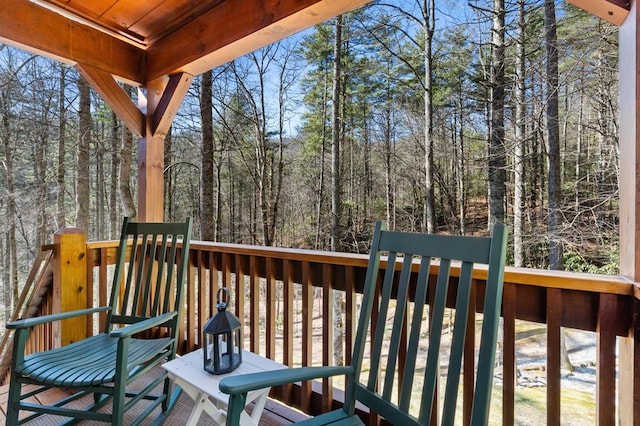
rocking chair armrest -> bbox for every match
[109,311,177,338]
[220,365,354,396]
[7,306,112,330]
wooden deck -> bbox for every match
[0,366,307,425]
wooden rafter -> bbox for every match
[151,73,194,138]
[0,0,144,84]
[76,64,145,138]
[145,0,370,81]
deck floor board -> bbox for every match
[0,366,305,425]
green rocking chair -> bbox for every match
[6,217,192,425]
[220,221,507,425]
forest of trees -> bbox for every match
[0,0,620,316]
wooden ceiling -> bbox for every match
[0,0,370,85]
[32,0,228,47]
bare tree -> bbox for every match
[75,76,91,232]
[331,15,343,250]
[545,0,562,270]
[489,0,506,228]
[1,84,19,317]
[119,88,137,219]
[109,112,120,238]
[513,0,526,266]
[423,0,436,233]
[200,70,215,240]
[56,64,67,229]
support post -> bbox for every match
[138,77,167,222]
[53,228,88,347]
[136,73,193,222]
[618,2,640,424]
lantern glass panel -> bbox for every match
[202,288,243,374]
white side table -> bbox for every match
[162,348,286,426]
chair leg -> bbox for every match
[6,375,22,426]
[162,376,172,411]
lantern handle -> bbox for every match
[217,287,231,307]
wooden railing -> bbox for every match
[9,234,639,424]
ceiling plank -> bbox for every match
[567,0,630,26]
[76,64,145,138]
[0,0,145,84]
[152,73,195,138]
[146,0,370,81]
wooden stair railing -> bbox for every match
[0,246,55,385]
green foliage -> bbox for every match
[563,248,619,275]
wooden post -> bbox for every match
[618,2,640,424]
[53,228,88,347]
[137,73,193,222]
[138,77,166,223]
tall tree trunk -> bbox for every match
[456,96,466,235]
[576,74,584,214]
[96,138,105,240]
[201,70,215,240]
[34,122,48,247]
[119,87,137,219]
[423,0,436,233]
[384,79,394,228]
[76,77,91,233]
[1,92,19,317]
[56,63,66,229]
[331,15,343,251]
[315,70,329,250]
[164,126,173,221]
[110,112,120,238]
[514,0,526,267]
[330,15,345,368]
[489,0,506,228]
[545,0,572,373]
[545,0,562,270]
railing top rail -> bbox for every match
[86,239,634,296]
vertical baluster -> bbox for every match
[322,263,334,412]
[547,287,562,425]
[502,282,516,425]
[235,253,246,338]
[195,250,206,349]
[283,259,294,402]
[222,252,232,297]
[99,248,109,331]
[596,293,618,425]
[184,246,196,350]
[266,258,277,359]
[249,255,260,353]
[185,252,196,352]
[301,260,314,412]
[344,265,356,367]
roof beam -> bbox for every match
[145,0,369,81]
[0,0,145,84]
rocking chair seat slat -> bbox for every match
[18,333,172,386]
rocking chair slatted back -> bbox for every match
[349,222,507,425]
[107,220,188,331]
[220,221,507,426]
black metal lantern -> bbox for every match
[203,288,243,374]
